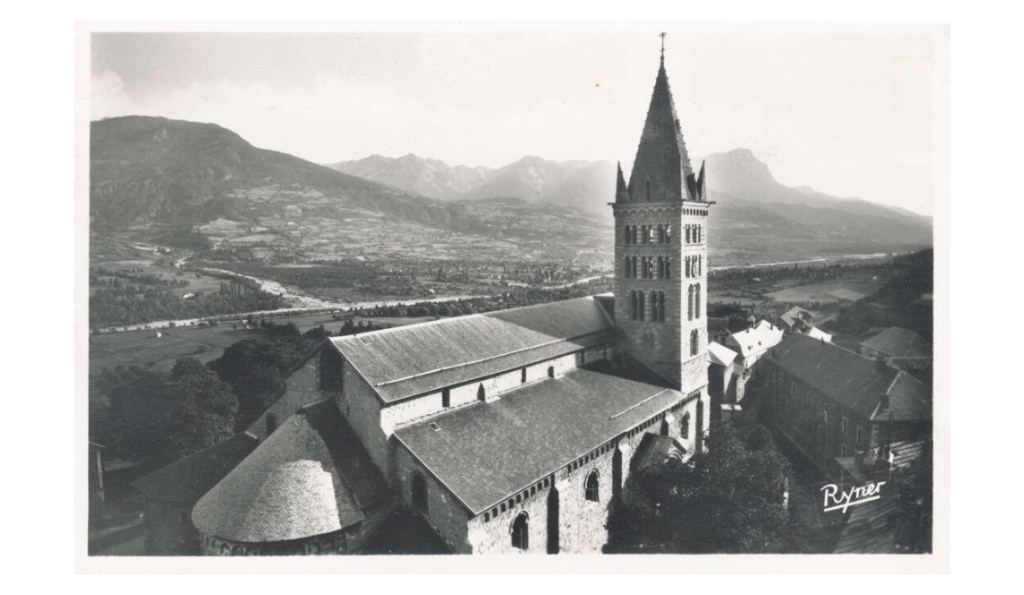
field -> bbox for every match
[764,279,887,304]
[89,312,432,376]
[89,325,259,375]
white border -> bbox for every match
[72,19,950,573]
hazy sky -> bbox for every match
[91,25,942,216]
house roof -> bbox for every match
[727,320,784,358]
[132,433,259,504]
[859,327,932,359]
[770,335,932,422]
[874,371,932,422]
[192,401,387,543]
[708,341,738,367]
[779,306,813,329]
[806,327,833,342]
[394,360,682,515]
[329,296,616,404]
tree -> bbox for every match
[608,415,794,553]
[167,358,239,457]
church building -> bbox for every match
[192,43,714,555]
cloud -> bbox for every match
[91,71,141,120]
[418,36,497,89]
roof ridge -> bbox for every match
[330,295,600,345]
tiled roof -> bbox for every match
[192,401,387,543]
[766,334,900,418]
[329,296,616,404]
[859,327,932,359]
[708,341,738,367]
[779,307,813,329]
[727,320,784,358]
[875,371,932,422]
[132,433,258,504]
[394,360,681,514]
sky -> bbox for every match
[91,25,943,216]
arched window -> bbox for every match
[585,471,600,502]
[637,291,646,321]
[644,179,652,201]
[656,292,666,322]
[685,256,690,278]
[690,330,699,356]
[411,473,428,513]
[477,384,486,402]
[624,255,631,278]
[681,412,690,439]
[657,256,664,279]
[687,285,694,321]
[685,225,691,244]
[695,284,702,319]
[547,366,555,379]
[624,225,631,244]
[666,225,672,244]
[629,290,638,321]
[632,226,639,245]
[665,258,671,279]
[511,512,530,550]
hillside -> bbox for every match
[328,154,493,201]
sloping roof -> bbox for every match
[859,327,932,359]
[329,296,616,404]
[708,341,738,367]
[766,334,900,418]
[727,320,784,358]
[132,433,259,504]
[806,327,833,342]
[394,360,681,514]
[875,371,932,422]
[624,56,697,202]
[779,306,813,329]
[192,401,387,543]
[632,433,688,470]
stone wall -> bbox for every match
[199,525,363,556]
[393,445,472,553]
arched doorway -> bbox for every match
[411,472,428,513]
[511,512,529,551]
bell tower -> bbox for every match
[612,36,711,395]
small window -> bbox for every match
[442,388,450,408]
[484,513,490,522]
[585,471,600,502]
[547,366,555,379]
[477,384,486,402]
[521,368,527,384]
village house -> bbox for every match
[761,333,931,478]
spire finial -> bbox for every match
[660,32,666,62]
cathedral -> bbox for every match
[191,45,713,555]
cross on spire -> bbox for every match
[660,32,666,62]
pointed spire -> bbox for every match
[627,35,696,202]
[616,162,630,203]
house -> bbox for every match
[762,333,931,477]
[777,306,814,333]
[723,319,785,403]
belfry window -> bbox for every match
[687,285,694,321]
[690,329,699,356]
[665,258,672,279]
[655,292,666,323]
[695,284,702,319]
[637,292,646,321]
[624,225,632,244]
[629,291,639,320]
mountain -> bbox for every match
[328,154,493,201]
[460,156,616,216]
[701,148,932,241]
[90,116,473,233]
